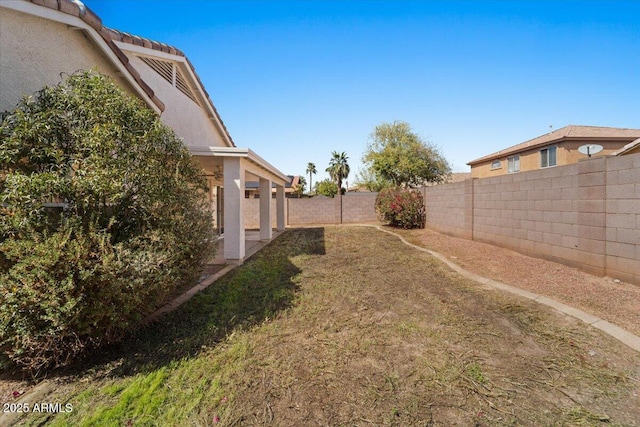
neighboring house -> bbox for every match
[611,138,640,156]
[467,125,640,178]
[245,175,302,198]
[0,0,289,264]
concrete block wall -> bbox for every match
[423,180,473,239]
[341,193,379,223]
[421,152,640,286]
[605,153,640,284]
[244,198,281,229]
[287,197,340,225]
[243,193,379,227]
[473,160,606,276]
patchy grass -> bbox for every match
[2,226,640,426]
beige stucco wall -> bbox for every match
[125,53,227,148]
[471,140,628,178]
[624,145,640,155]
[0,7,132,112]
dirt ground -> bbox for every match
[2,226,639,426]
[395,226,640,338]
[217,227,640,426]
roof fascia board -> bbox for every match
[114,41,235,148]
[3,1,161,114]
[245,148,289,184]
[113,40,182,62]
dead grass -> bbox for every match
[394,226,640,338]
[2,226,639,426]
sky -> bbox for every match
[86,0,640,184]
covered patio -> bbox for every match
[192,147,289,265]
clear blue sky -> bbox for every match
[86,0,640,183]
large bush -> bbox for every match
[375,187,425,229]
[315,179,339,198]
[0,72,216,372]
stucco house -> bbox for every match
[467,125,640,178]
[0,0,289,264]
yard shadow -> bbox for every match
[62,227,326,379]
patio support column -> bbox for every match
[259,177,272,241]
[276,185,285,231]
[223,157,245,264]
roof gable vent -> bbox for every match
[138,56,198,104]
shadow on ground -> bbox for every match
[59,227,326,379]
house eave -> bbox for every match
[190,147,289,185]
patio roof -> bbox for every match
[191,147,289,185]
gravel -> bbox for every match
[399,227,640,338]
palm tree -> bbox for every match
[326,151,350,193]
[306,162,317,194]
[294,176,307,198]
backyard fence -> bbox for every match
[243,153,639,286]
[422,153,640,286]
[243,192,379,228]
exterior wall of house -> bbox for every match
[625,145,640,155]
[125,54,227,148]
[470,140,628,178]
[424,153,640,286]
[0,7,132,113]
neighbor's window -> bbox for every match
[491,160,502,169]
[540,146,557,168]
[507,155,520,173]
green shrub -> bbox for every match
[315,179,339,198]
[375,187,425,229]
[0,71,216,373]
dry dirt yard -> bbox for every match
[1,226,639,426]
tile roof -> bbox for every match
[26,0,235,146]
[467,125,640,165]
[611,138,640,156]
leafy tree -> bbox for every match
[354,167,393,192]
[326,151,350,194]
[306,162,317,194]
[293,176,306,198]
[363,121,451,187]
[0,71,216,372]
[315,179,339,198]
